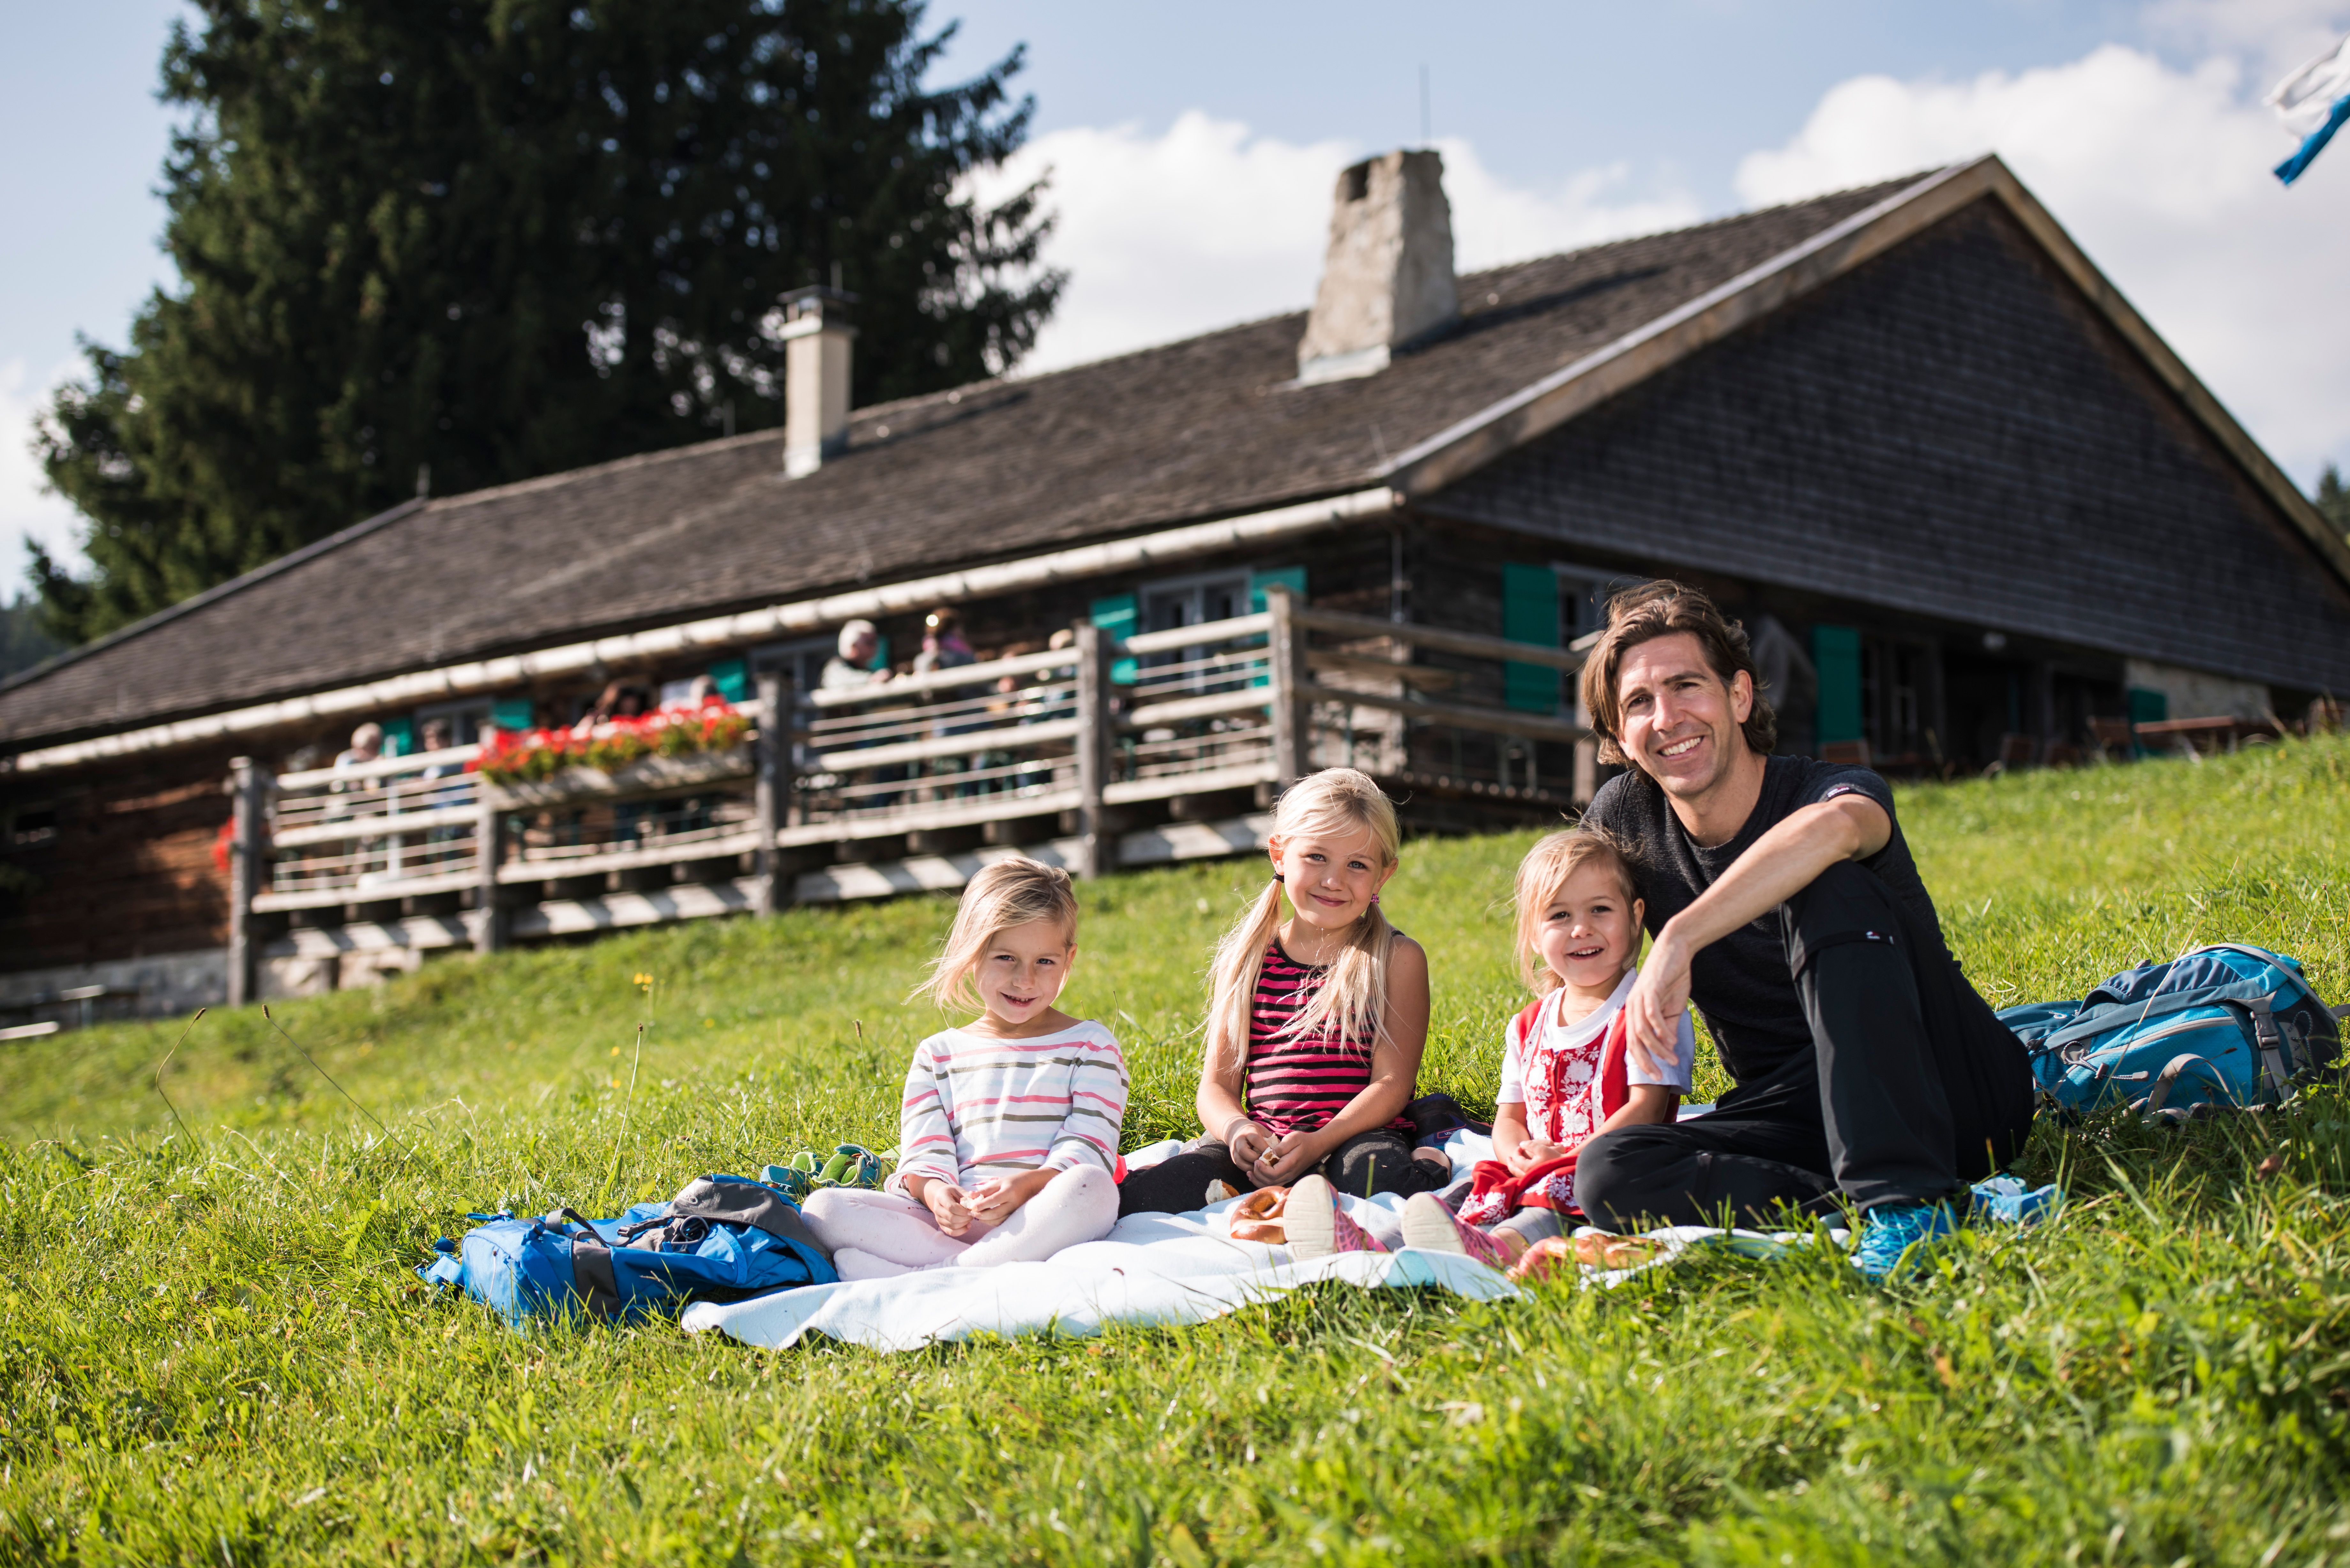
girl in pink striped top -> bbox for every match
[1118,768,1449,1223]
[801,857,1128,1279]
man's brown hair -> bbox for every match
[1577,580,1777,766]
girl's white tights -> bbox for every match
[802,1165,1119,1280]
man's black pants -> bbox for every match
[1575,860,2033,1230]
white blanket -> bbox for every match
[680,1202,1516,1352]
[683,1129,1520,1351]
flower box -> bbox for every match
[471,700,755,805]
[482,744,753,810]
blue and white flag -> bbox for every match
[2267,32,2350,185]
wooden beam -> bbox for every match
[1292,604,1588,672]
[1265,584,1308,784]
[1308,682,1588,744]
[1075,623,1110,878]
[226,758,264,1006]
[754,667,792,916]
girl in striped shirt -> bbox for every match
[1117,768,1448,1234]
[801,857,1128,1279]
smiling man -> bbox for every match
[1572,582,2032,1279]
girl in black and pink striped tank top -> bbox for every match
[1243,943,1414,1139]
[1116,768,1449,1218]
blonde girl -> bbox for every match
[1395,827,1694,1269]
[1116,768,1446,1244]
[800,857,1129,1280]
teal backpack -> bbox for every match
[1998,944,2344,1121]
[420,1174,836,1328]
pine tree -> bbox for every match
[33,0,1061,644]
[2319,463,2350,539]
[0,595,64,682]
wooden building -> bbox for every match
[3,153,2345,1019]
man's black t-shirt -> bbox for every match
[1583,755,1959,1085]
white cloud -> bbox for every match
[1733,39,2350,484]
[0,359,86,602]
[2142,0,2348,80]
[978,111,1703,375]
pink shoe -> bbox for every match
[1283,1175,1387,1259]
[1401,1193,1517,1271]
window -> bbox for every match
[1554,564,1637,642]
[8,807,58,849]
[415,697,495,747]
[1140,569,1252,637]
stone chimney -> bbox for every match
[1295,150,1458,385]
[779,285,857,478]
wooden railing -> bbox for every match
[221,590,1592,1001]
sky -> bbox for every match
[4,0,2348,601]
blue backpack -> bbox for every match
[1998,944,2343,1120]
[419,1174,837,1328]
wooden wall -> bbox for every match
[0,741,244,972]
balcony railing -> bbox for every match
[220,590,1591,1001]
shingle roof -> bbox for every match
[0,177,1919,750]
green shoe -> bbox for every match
[759,1163,813,1202]
[813,1143,885,1190]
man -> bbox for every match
[822,620,891,692]
[1573,581,2032,1278]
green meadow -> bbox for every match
[4,738,2349,1564]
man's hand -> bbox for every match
[1622,931,1693,1082]
[1505,1137,1569,1175]
[966,1169,1054,1227]
[1250,1130,1325,1187]
[921,1178,974,1237]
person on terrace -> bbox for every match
[1570,581,2032,1280]
[822,621,892,692]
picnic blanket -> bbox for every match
[678,1132,2059,1353]
[681,1131,1512,1351]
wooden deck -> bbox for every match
[223,593,1593,999]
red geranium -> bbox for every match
[470,697,748,786]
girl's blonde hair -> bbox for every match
[1512,827,1642,994]
[916,856,1080,1012]
[1207,768,1401,1069]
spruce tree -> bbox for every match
[34,0,1061,644]
[2319,464,2350,539]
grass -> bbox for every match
[4,738,2350,1564]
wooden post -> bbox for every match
[226,757,265,1007]
[472,778,505,955]
[753,667,795,915]
[1265,583,1310,785]
[1075,622,1111,879]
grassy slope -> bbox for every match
[3,740,2348,1564]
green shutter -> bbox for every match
[2126,687,2167,758]
[491,697,536,733]
[1812,626,1863,745]
[1502,563,1560,712]
[1247,565,1307,613]
[380,717,415,758]
[1247,569,1306,687]
[707,657,748,703]
[1090,593,1139,686]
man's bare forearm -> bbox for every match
[1658,798,1889,954]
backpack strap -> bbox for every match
[2041,977,2286,1054]
[549,1208,623,1319]
[2137,1053,2239,1117]
[2247,998,2294,1103]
